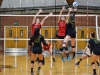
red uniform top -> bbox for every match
[58,21,66,36]
[43,43,51,50]
[32,23,41,34]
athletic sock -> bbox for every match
[52,58,56,62]
[93,69,96,74]
[78,58,82,63]
[73,52,75,58]
[31,68,33,72]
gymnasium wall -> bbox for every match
[0,15,100,51]
[0,16,100,38]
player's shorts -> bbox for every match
[58,36,65,39]
[93,46,100,55]
[66,29,76,38]
[32,47,42,54]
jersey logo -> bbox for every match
[34,37,40,43]
[92,38,99,44]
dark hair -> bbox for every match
[33,27,40,38]
[90,32,95,38]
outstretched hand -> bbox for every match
[62,6,65,10]
[39,9,43,13]
[68,8,73,12]
[49,12,53,15]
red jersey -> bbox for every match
[43,43,51,50]
[32,23,41,34]
[58,21,66,36]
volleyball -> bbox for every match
[73,2,78,7]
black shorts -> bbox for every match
[93,46,100,55]
[58,36,65,39]
[66,29,76,38]
[32,47,42,54]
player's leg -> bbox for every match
[48,49,56,62]
[61,35,71,62]
[75,54,89,65]
[37,53,43,74]
[31,53,36,75]
[91,54,98,75]
[71,38,76,59]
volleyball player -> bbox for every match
[42,40,56,62]
[61,7,77,61]
[75,44,100,66]
[32,9,52,34]
[88,32,100,75]
[30,9,52,64]
[29,27,48,75]
[57,6,71,61]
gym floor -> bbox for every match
[0,52,100,75]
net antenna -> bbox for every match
[86,0,89,67]
[87,0,89,43]
[41,0,46,6]
[32,0,34,7]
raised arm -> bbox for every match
[58,6,65,23]
[40,12,53,26]
[66,8,73,23]
[32,9,43,24]
[71,8,77,20]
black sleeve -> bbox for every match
[41,36,48,45]
[72,11,76,20]
[29,36,33,46]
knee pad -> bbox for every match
[60,48,63,51]
[31,61,34,64]
[62,47,68,51]
[64,47,68,50]
[39,60,43,63]
[72,46,75,48]
[91,62,95,65]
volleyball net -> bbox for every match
[0,15,99,53]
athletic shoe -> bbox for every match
[30,72,34,75]
[75,62,80,66]
[37,70,40,75]
[67,56,70,61]
[62,57,65,62]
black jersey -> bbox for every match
[67,11,76,30]
[66,11,76,38]
[89,38,100,51]
[29,34,48,54]
[30,34,47,47]
[67,20,75,29]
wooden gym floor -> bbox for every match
[0,52,100,75]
